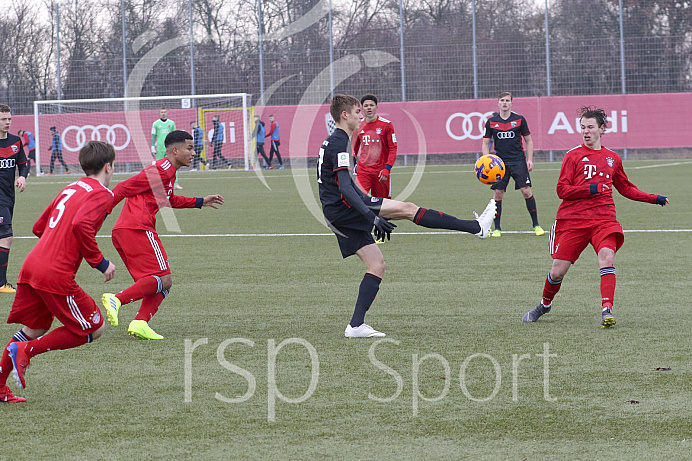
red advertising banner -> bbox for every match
[10,92,689,167]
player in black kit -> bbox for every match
[318,94,496,338]
[0,105,29,293]
[482,92,543,237]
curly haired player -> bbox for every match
[523,107,669,327]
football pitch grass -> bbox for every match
[1,160,691,460]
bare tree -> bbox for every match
[0,0,54,113]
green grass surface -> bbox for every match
[1,160,691,460]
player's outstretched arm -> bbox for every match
[202,194,224,209]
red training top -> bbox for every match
[19,177,113,295]
[352,116,398,175]
[556,144,659,221]
[111,158,197,232]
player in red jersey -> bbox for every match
[0,141,117,402]
[101,130,224,340]
[522,107,669,327]
[352,94,398,200]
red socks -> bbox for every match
[24,327,88,358]
[135,293,165,322]
[0,340,16,386]
[541,273,562,306]
[600,267,616,309]
[116,276,161,305]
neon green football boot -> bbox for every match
[101,293,121,327]
[128,320,164,340]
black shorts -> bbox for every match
[325,196,384,258]
[0,206,14,239]
[28,149,36,160]
[491,160,532,191]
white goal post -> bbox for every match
[33,93,252,175]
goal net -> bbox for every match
[33,93,251,176]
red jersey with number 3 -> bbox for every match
[556,144,659,221]
[18,177,114,295]
[352,116,398,175]
[111,158,196,232]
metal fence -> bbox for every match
[2,0,691,115]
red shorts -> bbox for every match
[7,284,103,335]
[549,219,624,263]
[356,172,391,199]
[112,228,170,281]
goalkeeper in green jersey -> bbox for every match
[151,107,182,189]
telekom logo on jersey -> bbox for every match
[584,164,598,179]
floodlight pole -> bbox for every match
[619,0,627,159]
[257,0,265,106]
[472,0,477,99]
[545,0,553,162]
[122,0,127,97]
[329,0,334,99]
[55,2,62,102]
[399,0,406,102]
[189,0,196,100]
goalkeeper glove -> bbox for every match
[373,216,396,241]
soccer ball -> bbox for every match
[474,154,505,185]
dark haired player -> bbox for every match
[1,140,117,402]
[482,92,543,237]
[0,104,28,294]
[352,94,397,200]
[523,107,669,327]
[319,94,496,338]
[102,130,224,340]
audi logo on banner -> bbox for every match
[445,111,495,141]
[0,159,16,169]
[62,124,131,152]
[495,131,516,139]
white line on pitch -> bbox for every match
[12,228,692,239]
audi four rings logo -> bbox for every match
[0,159,16,169]
[495,131,516,139]
[445,111,495,140]
[62,124,131,152]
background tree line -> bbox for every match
[1,0,691,114]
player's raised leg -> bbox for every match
[379,198,496,239]
[109,229,171,339]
